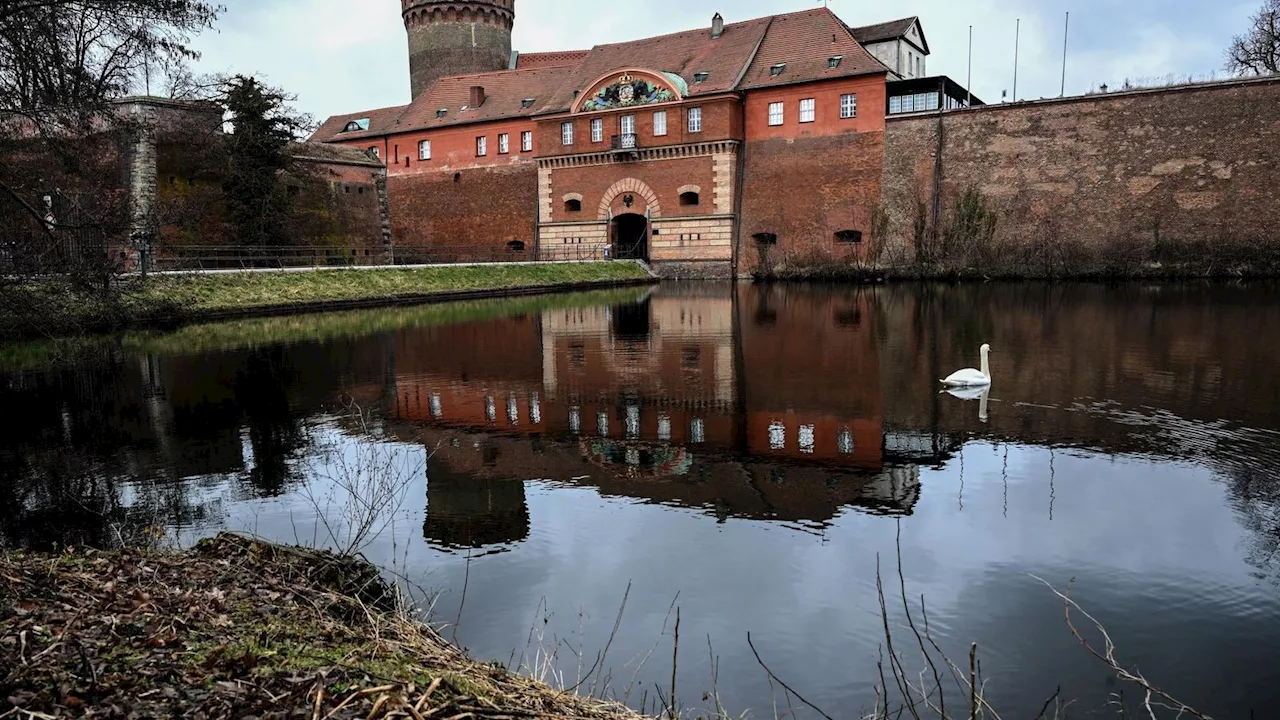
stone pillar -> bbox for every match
[121,100,158,274]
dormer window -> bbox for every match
[828,56,843,69]
[521,98,535,108]
[342,118,370,133]
[436,108,447,118]
[693,72,709,84]
[770,63,787,77]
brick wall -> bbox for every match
[543,155,717,223]
[739,130,886,271]
[389,164,537,249]
[881,76,1280,270]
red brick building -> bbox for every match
[313,4,912,277]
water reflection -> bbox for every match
[3,282,1280,716]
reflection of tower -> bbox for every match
[402,0,514,99]
[423,462,530,552]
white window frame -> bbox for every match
[498,133,509,154]
[561,121,574,145]
[475,136,487,156]
[687,107,702,133]
[418,139,431,160]
[798,98,815,123]
[840,93,858,119]
[620,114,636,136]
[653,110,667,136]
[768,101,784,126]
[590,117,604,143]
[369,146,380,158]
[521,130,533,152]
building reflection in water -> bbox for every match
[387,283,924,554]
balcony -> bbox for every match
[611,133,638,150]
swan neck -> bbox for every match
[980,346,990,378]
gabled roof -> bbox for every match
[849,16,929,55]
[738,8,885,90]
[311,104,408,143]
[314,7,888,143]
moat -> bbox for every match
[3,282,1279,718]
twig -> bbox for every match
[588,580,630,698]
[1030,575,1213,720]
[968,643,977,720]
[1032,687,1062,720]
[668,606,679,719]
[746,632,835,720]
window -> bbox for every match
[418,139,431,160]
[770,63,786,77]
[828,55,843,69]
[564,198,582,212]
[768,101,784,126]
[799,98,815,123]
[693,72,709,83]
[521,130,533,152]
[368,146,379,158]
[591,117,604,143]
[498,133,509,154]
[620,114,635,136]
[505,240,526,253]
[475,136,487,156]
[521,98,535,108]
[889,96,903,114]
[906,51,913,75]
[679,191,700,206]
[835,229,864,244]
[687,107,702,133]
[653,110,667,136]
[917,56,923,77]
[753,232,778,245]
[435,108,447,118]
[561,121,574,145]
[841,93,858,119]
[342,119,368,132]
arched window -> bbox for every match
[564,198,582,213]
[679,191,700,207]
[506,240,527,253]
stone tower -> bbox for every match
[402,0,514,99]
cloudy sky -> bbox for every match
[189,0,1260,123]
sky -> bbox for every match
[187,0,1261,123]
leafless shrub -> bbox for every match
[298,400,425,559]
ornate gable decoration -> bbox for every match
[578,70,681,112]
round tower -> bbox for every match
[402,0,514,99]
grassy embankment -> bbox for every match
[0,262,653,340]
[0,534,638,719]
[0,286,652,372]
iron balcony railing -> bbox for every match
[611,133,638,150]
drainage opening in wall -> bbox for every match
[453,172,461,183]
[835,229,863,244]
[753,232,778,245]
[506,240,527,253]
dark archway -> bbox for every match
[611,213,648,261]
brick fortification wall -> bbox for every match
[881,76,1280,274]
[739,131,886,273]
[389,164,537,252]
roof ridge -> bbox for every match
[731,15,774,91]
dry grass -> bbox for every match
[0,533,642,719]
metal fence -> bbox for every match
[149,244,610,272]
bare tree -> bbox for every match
[1226,0,1280,76]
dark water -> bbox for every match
[3,282,1280,718]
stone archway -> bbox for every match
[598,178,662,220]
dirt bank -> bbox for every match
[0,534,639,719]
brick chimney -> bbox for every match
[711,13,723,39]
[469,85,486,107]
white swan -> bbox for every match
[941,344,991,387]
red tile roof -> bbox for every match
[738,9,887,90]
[516,50,589,70]
[310,103,408,143]
[314,7,888,143]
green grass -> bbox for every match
[0,262,652,342]
[127,262,651,314]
